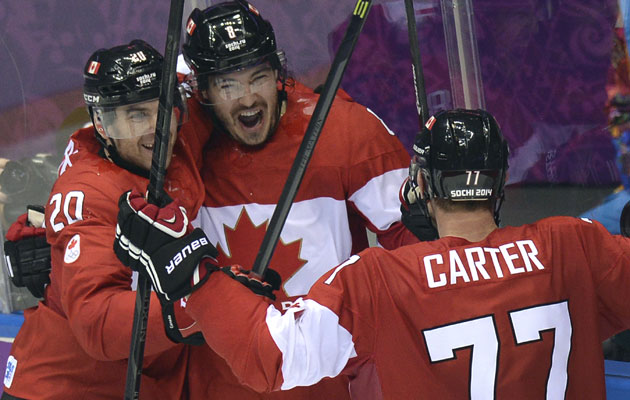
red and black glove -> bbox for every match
[114,189,218,303]
[4,206,51,298]
[399,178,438,241]
[219,265,281,301]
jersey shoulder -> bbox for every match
[527,215,611,241]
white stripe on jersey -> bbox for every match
[349,167,407,231]
[193,197,353,297]
[265,298,357,390]
[176,54,190,75]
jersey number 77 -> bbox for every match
[423,300,571,400]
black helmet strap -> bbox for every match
[88,106,151,180]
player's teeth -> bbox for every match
[240,110,258,117]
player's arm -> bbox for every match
[49,184,184,361]
[343,105,422,248]
[114,189,364,392]
[574,217,630,331]
[188,271,359,392]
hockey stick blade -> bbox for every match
[251,0,373,277]
[124,0,185,398]
[404,0,429,126]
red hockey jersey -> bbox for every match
[187,216,630,399]
[187,82,416,398]
[3,101,211,399]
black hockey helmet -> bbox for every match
[83,40,188,139]
[409,109,509,223]
[182,0,284,76]
[83,40,163,108]
[82,40,187,177]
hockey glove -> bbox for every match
[114,189,218,303]
[4,206,51,298]
[219,265,281,301]
[399,178,438,241]
[161,298,206,345]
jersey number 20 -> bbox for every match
[49,191,85,232]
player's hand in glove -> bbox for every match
[219,265,281,301]
[114,189,218,303]
[4,206,51,298]
[399,178,438,241]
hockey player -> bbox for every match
[116,109,630,399]
[174,1,419,398]
[2,40,211,400]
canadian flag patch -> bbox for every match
[87,61,101,75]
[64,234,81,264]
[186,18,196,35]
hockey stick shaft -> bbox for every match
[252,0,373,277]
[124,0,185,398]
[403,0,429,126]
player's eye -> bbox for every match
[127,111,149,123]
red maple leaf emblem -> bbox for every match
[68,238,78,249]
[216,208,306,299]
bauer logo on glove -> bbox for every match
[114,189,218,302]
[165,236,210,274]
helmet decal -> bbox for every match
[135,72,158,88]
[87,61,101,75]
[186,18,197,36]
[248,3,260,16]
[82,40,164,108]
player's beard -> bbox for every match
[217,93,279,147]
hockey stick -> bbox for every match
[252,0,373,276]
[403,0,429,126]
[124,0,185,398]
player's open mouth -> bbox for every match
[142,143,154,150]
[238,109,263,129]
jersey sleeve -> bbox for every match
[572,218,630,334]
[186,273,285,393]
[186,252,381,393]
[46,178,177,361]
[341,105,418,248]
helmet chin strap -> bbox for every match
[99,138,150,179]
